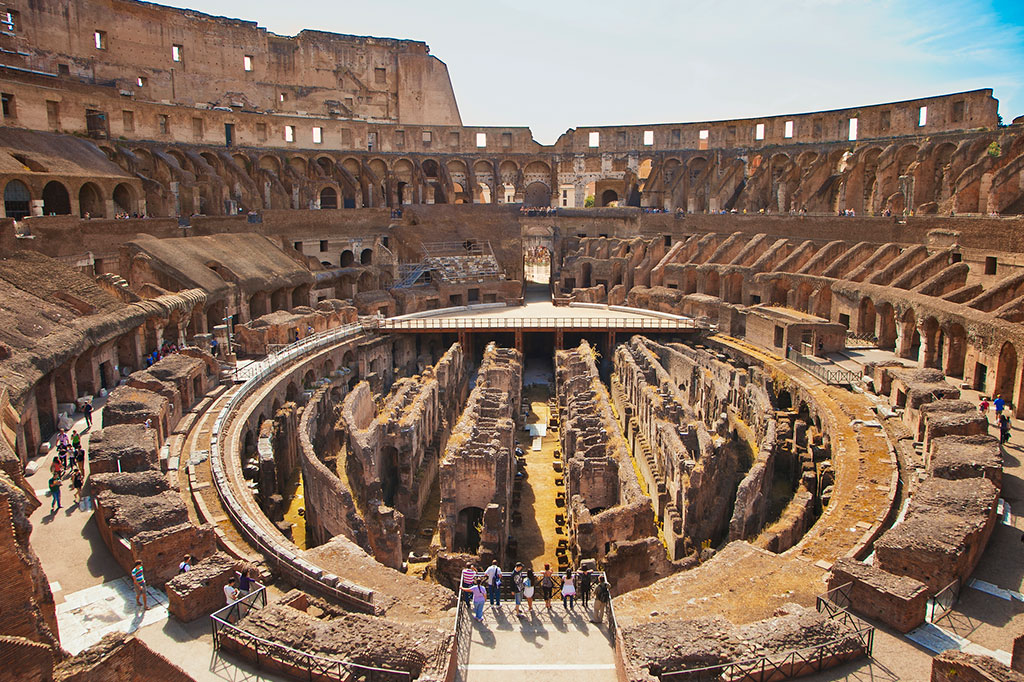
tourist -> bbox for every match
[461,576,488,623]
[1000,414,1012,444]
[178,554,193,573]
[980,398,990,416]
[131,560,148,610]
[577,568,593,609]
[540,563,554,609]
[561,570,576,609]
[460,564,476,605]
[994,395,1006,417]
[70,429,81,452]
[56,428,70,451]
[48,473,62,512]
[71,468,83,505]
[484,559,501,606]
[82,401,93,429]
[238,564,254,595]
[74,445,85,474]
[224,576,240,605]
[524,568,536,613]
[591,574,611,625]
[511,562,526,616]
[50,455,63,481]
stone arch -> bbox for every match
[200,152,221,174]
[422,159,440,178]
[303,369,316,388]
[898,307,920,360]
[259,154,282,175]
[795,282,814,313]
[944,322,967,378]
[921,316,941,369]
[360,248,373,265]
[877,302,897,350]
[112,183,135,214]
[285,381,298,402]
[78,182,105,218]
[42,180,71,215]
[813,285,832,320]
[600,189,619,207]
[319,186,338,209]
[858,297,876,337]
[523,181,550,207]
[340,249,355,267]
[995,341,1017,406]
[288,156,307,176]
[723,273,743,304]
[703,269,721,298]
[3,179,30,219]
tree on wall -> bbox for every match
[584,195,595,207]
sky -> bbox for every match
[175,0,1022,144]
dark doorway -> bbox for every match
[457,506,485,553]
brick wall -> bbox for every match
[931,650,1024,682]
[828,558,928,633]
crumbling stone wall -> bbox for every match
[827,557,929,633]
[235,300,357,355]
[438,343,521,566]
[931,650,1024,682]
[339,343,468,567]
[556,340,657,570]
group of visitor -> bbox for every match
[459,560,612,626]
[519,206,558,217]
[144,341,181,367]
[980,396,1013,444]
[523,246,550,267]
[48,427,86,512]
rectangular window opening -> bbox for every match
[192,117,203,139]
[643,130,654,146]
[171,44,182,62]
[94,30,106,50]
[284,125,295,142]
[46,100,60,128]
[374,67,386,84]
[918,106,927,127]
[784,120,794,138]
[158,114,169,134]
[502,132,512,147]
[395,130,405,147]
[137,76,147,87]
[848,117,858,141]
[588,131,600,148]
[122,110,134,132]
[755,123,765,140]
[985,256,997,275]
[449,131,460,147]
[256,122,267,142]
[243,55,253,72]
[422,130,432,145]
[319,240,328,252]
[475,132,487,148]
[279,92,287,103]
[312,126,323,144]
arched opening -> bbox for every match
[876,302,897,350]
[319,186,338,210]
[600,189,619,207]
[944,323,967,378]
[3,180,30,219]
[814,286,832,320]
[112,183,135,214]
[78,182,105,218]
[303,369,316,388]
[858,297,876,338]
[360,248,373,265]
[995,342,1017,406]
[291,284,309,308]
[921,317,940,369]
[898,308,920,361]
[340,249,355,267]
[285,382,298,402]
[42,181,71,215]
[703,269,721,298]
[523,181,551,207]
[381,446,399,507]
[581,262,592,289]
[456,506,484,553]
[795,283,813,313]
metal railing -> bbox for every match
[234,321,367,382]
[786,348,861,385]
[377,316,699,332]
[658,585,873,681]
[211,586,410,681]
[450,598,472,682]
[927,578,960,625]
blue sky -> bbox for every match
[180,0,1023,144]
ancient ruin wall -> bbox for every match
[438,343,521,565]
[556,340,657,567]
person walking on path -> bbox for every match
[980,398,990,416]
[577,568,593,609]
[131,560,148,610]
[1000,414,1012,444]
[460,565,477,605]
[524,568,536,613]
[484,559,502,606]
[591,575,611,625]
[511,562,526,616]
[70,430,81,452]
[71,468,83,505]
[224,577,240,605]
[541,564,554,609]
[561,570,576,609]
[50,456,63,481]
[48,474,62,511]
[461,577,488,623]
[82,401,93,429]
[995,396,1006,417]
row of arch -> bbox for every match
[2,178,139,219]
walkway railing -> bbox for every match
[927,578,960,625]
[378,316,698,332]
[211,586,410,681]
[449,598,473,682]
[658,584,873,681]
[786,348,861,386]
[234,321,368,382]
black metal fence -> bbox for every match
[658,584,874,682]
[786,348,861,385]
[927,578,960,625]
[211,586,411,681]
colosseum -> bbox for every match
[0,1,1022,680]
